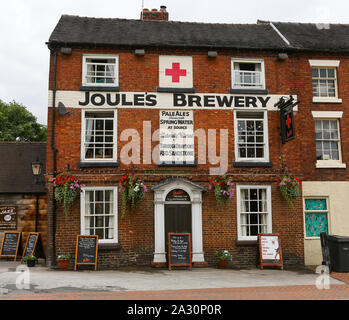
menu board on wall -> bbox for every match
[258,233,283,270]
[159,110,194,164]
[0,206,17,230]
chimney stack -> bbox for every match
[141,6,169,21]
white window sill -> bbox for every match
[312,97,342,103]
[316,161,346,169]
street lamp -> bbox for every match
[31,157,43,184]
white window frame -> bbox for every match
[231,58,266,90]
[309,60,341,103]
[80,186,118,244]
[234,110,270,163]
[236,185,272,241]
[82,54,119,87]
[312,111,346,169]
[303,197,330,240]
[80,109,118,162]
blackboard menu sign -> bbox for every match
[21,232,39,262]
[0,206,17,230]
[74,235,98,271]
[258,233,284,270]
[0,231,21,261]
[168,233,192,270]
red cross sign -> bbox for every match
[286,114,292,128]
[165,63,187,82]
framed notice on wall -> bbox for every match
[0,206,17,230]
[258,233,283,270]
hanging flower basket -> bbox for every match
[119,174,147,218]
[53,172,82,220]
[277,175,301,209]
[209,176,234,204]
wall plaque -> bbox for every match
[0,206,17,230]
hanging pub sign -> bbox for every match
[258,233,283,270]
[280,107,295,144]
[274,95,299,144]
[0,206,17,230]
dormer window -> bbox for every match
[232,59,265,90]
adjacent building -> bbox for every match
[45,7,349,268]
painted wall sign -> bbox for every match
[166,189,191,202]
[258,233,283,270]
[159,110,194,164]
[0,206,17,230]
[49,91,298,111]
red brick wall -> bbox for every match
[45,45,349,268]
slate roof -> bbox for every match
[271,22,349,52]
[0,142,46,194]
[48,15,288,50]
[48,15,349,52]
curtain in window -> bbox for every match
[85,118,94,158]
[240,189,248,236]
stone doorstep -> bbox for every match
[151,261,208,268]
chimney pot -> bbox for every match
[141,6,169,21]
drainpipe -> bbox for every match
[49,46,58,267]
[35,194,39,232]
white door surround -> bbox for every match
[151,178,206,264]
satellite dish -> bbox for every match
[57,102,70,116]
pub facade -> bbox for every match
[45,7,349,268]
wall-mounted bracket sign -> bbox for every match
[0,206,17,230]
[21,232,45,262]
[74,235,98,271]
[258,233,283,270]
[168,233,192,271]
[0,231,22,261]
[274,95,300,144]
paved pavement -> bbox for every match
[0,261,347,300]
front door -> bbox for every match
[164,203,192,260]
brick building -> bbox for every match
[0,142,47,257]
[45,7,349,269]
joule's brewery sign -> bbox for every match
[159,110,194,164]
[49,91,298,111]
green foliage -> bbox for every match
[0,100,46,141]
[23,255,36,261]
[215,250,232,261]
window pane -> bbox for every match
[327,69,335,78]
[305,199,327,210]
[319,69,327,78]
[312,68,319,77]
[305,212,328,237]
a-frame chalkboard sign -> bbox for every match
[258,233,284,270]
[0,231,22,261]
[168,233,192,271]
[74,235,98,271]
[21,232,45,263]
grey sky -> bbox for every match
[0,0,347,125]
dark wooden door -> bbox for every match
[165,204,191,259]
